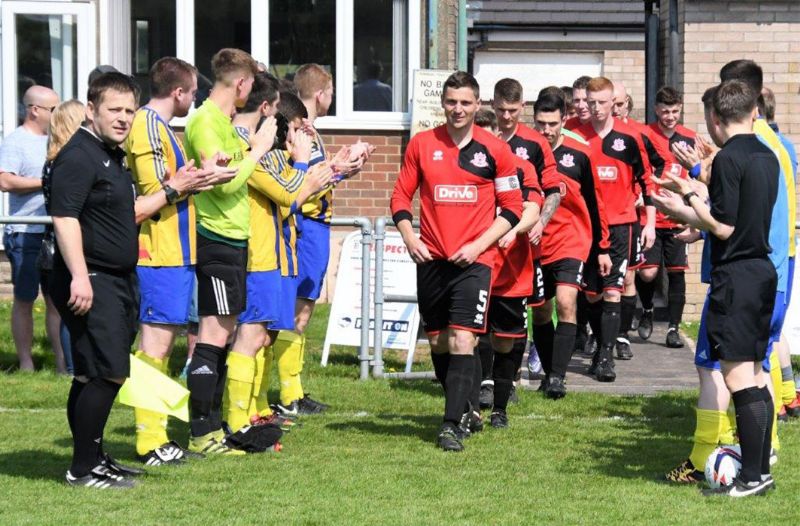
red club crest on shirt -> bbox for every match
[612,138,626,152]
[559,153,575,168]
[559,181,568,197]
[668,163,682,176]
[597,166,618,181]
[515,146,530,161]
[470,151,489,168]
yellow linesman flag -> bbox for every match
[118,354,190,422]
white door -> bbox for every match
[0,1,95,216]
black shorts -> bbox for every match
[416,260,491,334]
[488,295,528,338]
[629,222,645,270]
[707,258,776,363]
[196,234,248,316]
[529,259,546,307]
[50,266,139,378]
[582,223,636,295]
[542,258,584,300]
[640,228,688,271]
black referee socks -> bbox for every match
[66,378,87,438]
[443,355,474,425]
[759,386,774,476]
[70,378,122,477]
[188,343,226,437]
[732,386,769,483]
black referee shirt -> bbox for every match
[708,133,778,265]
[47,127,138,272]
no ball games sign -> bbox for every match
[410,69,452,137]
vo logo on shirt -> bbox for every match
[597,166,618,181]
[434,185,478,203]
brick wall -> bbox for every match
[603,49,647,121]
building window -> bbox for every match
[128,0,419,128]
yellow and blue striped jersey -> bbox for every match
[754,119,796,257]
[300,129,332,223]
[236,127,305,272]
[261,149,302,277]
[126,107,196,267]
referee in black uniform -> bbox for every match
[47,73,142,488]
[655,79,778,497]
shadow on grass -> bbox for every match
[584,392,695,482]
[326,413,440,443]
[387,378,443,398]
[0,450,72,481]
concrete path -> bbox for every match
[520,322,698,396]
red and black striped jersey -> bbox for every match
[621,117,664,181]
[542,136,611,264]
[647,123,697,229]
[391,124,523,268]
[574,120,653,225]
[564,116,584,131]
[505,123,560,195]
[493,157,543,297]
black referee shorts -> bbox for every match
[196,234,248,317]
[50,266,139,378]
[707,258,777,363]
[416,260,491,335]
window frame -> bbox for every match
[165,0,419,130]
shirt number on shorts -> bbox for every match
[474,289,488,325]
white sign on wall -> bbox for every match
[410,69,452,137]
[784,235,800,355]
[322,231,420,365]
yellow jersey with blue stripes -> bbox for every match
[126,107,196,267]
[236,127,305,272]
[261,149,301,277]
[300,129,332,223]
[754,118,796,257]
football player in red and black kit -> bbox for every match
[636,87,696,349]
[491,78,562,396]
[473,108,542,429]
[532,89,612,398]
[611,81,666,359]
[564,76,592,131]
[391,72,523,452]
[574,77,656,382]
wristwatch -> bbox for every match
[682,191,698,206]
[163,184,180,205]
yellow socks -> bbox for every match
[224,351,256,432]
[720,407,736,445]
[689,408,727,470]
[769,352,781,451]
[274,331,305,406]
[134,350,170,456]
[248,347,274,418]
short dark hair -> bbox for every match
[719,59,763,93]
[534,91,566,117]
[241,72,281,113]
[277,91,308,122]
[474,108,497,130]
[701,85,718,111]
[211,48,258,85]
[656,86,682,106]
[712,79,756,125]
[441,71,480,101]
[572,75,592,91]
[87,72,140,106]
[560,86,573,106]
[493,78,523,103]
[761,87,776,122]
[150,57,197,98]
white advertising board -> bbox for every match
[322,231,420,365]
[410,69,452,138]
[784,234,800,355]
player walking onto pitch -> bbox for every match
[391,72,522,452]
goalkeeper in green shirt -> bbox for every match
[183,48,277,455]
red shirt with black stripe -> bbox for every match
[564,116,584,131]
[391,124,523,268]
[505,123,560,196]
[647,123,697,229]
[492,157,543,297]
[575,120,653,225]
[542,136,611,264]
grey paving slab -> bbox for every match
[521,323,699,396]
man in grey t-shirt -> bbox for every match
[0,85,64,372]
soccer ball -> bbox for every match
[704,445,742,489]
